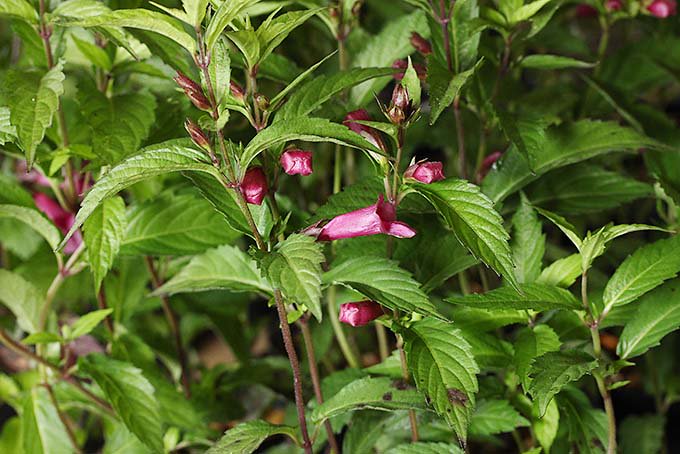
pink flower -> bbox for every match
[605,0,622,10]
[17,161,50,187]
[404,161,445,184]
[33,193,82,254]
[241,167,268,205]
[575,4,598,17]
[339,301,384,327]
[314,195,416,241]
[343,109,387,152]
[280,150,313,176]
[477,151,503,181]
[647,0,677,17]
[392,59,427,81]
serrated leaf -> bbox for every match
[412,179,518,290]
[22,387,72,454]
[79,354,163,453]
[323,256,441,318]
[446,283,579,311]
[602,235,680,317]
[402,318,479,443]
[514,325,561,391]
[68,309,113,340]
[520,54,595,70]
[0,0,38,23]
[120,193,239,256]
[205,0,260,52]
[528,351,598,417]
[482,120,664,203]
[258,234,324,320]
[620,415,664,454]
[256,8,323,66]
[461,329,514,370]
[0,204,61,252]
[311,376,427,424]
[240,117,381,175]
[470,399,530,436]
[427,57,481,125]
[617,279,680,359]
[537,254,581,288]
[556,386,608,454]
[511,194,545,284]
[0,107,18,145]
[60,140,222,250]
[207,420,298,454]
[386,442,465,454]
[0,270,44,333]
[83,196,127,290]
[494,111,548,166]
[342,411,390,453]
[157,245,271,296]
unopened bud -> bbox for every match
[351,0,362,17]
[387,105,405,125]
[173,71,201,93]
[339,301,385,327]
[254,93,270,111]
[184,118,210,150]
[647,0,677,17]
[410,32,432,56]
[404,161,445,184]
[391,84,410,111]
[241,167,268,205]
[187,90,212,111]
[230,80,245,101]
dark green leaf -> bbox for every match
[207,420,298,454]
[446,283,579,311]
[470,399,530,436]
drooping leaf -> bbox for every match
[207,420,298,454]
[514,325,562,391]
[446,283,579,311]
[0,270,44,333]
[323,256,441,318]
[620,415,665,454]
[402,318,479,443]
[537,254,582,288]
[511,193,545,284]
[83,196,127,290]
[556,386,609,454]
[520,55,595,70]
[21,387,72,454]
[412,179,518,290]
[469,399,530,436]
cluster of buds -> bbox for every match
[410,32,432,56]
[339,301,385,327]
[404,160,445,184]
[173,71,211,112]
[280,149,313,176]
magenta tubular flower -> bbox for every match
[280,150,313,176]
[647,0,677,17]
[343,109,387,152]
[404,161,445,184]
[33,193,82,254]
[241,167,268,205]
[339,301,385,327]
[316,195,416,241]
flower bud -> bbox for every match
[387,105,406,125]
[391,84,410,111]
[605,0,622,11]
[404,161,445,184]
[184,118,211,150]
[280,149,313,176]
[339,301,384,327]
[410,32,432,56]
[173,71,201,93]
[647,0,677,17]
[187,90,212,111]
[255,93,270,111]
[575,4,598,17]
[344,109,387,152]
[391,59,426,81]
[241,167,268,205]
[230,80,245,102]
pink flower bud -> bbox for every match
[339,301,384,327]
[391,60,426,81]
[313,195,416,241]
[241,167,268,205]
[173,71,200,92]
[186,90,212,111]
[33,192,82,254]
[605,0,622,10]
[575,4,598,17]
[404,161,445,184]
[184,118,210,150]
[230,80,245,101]
[280,150,313,176]
[343,109,387,152]
[410,32,432,56]
[174,71,211,111]
[647,0,677,17]
[391,84,410,111]
[477,151,503,181]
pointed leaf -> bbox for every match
[446,283,580,311]
[0,204,61,252]
[68,309,114,340]
[520,54,595,70]
[205,0,260,52]
[83,196,127,290]
[427,57,481,125]
[21,387,72,454]
[207,420,298,454]
[514,325,561,391]
[511,194,545,284]
[386,442,464,454]
[0,0,38,23]
[0,270,44,333]
[470,399,530,436]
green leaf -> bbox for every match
[0,0,38,23]
[158,245,271,298]
[207,420,298,454]
[22,332,62,345]
[310,177,382,222]
[275,67,395,121]
[617,279,680,359]
[256,8,323,65]
[511,194,545,284]
[509,0,551,22]
[482,120,663,203]
[0,107,18,145]
[258,234,324,320]
[6,63,65,167]
[22,387,73,454]
[120,193,239,256]
[533,398,559,453]
[459,329,514,370]
[323,256,441,318]
[528,351,598,417]
[602,235,680,318]
[536,253,581,288]
[57,9,195,52]
[556,386,608,454]
[350,11,429,107]
[412,179,518,290]
[68,309,113,340]
[427,57,481,125]
[269,52,336,110]
[446,283,580,311]
[71,35,113,70]
[582,76,643,133]
[620,415,665,454]
[450,0,481,72]
[240,117,381,174]
[470,399,530,436]
[311,376,427,424]
[59,140,222,250]
[494,111,548,166]
[79,354,163,453]
[83,196,127,290]
[386,442,465,454]
[0,204,61,252]
[402,318,479,443]
[342,411,389,453]
[534,207,582,249]
[514,325,561,391]
[205,0,260,52]
[520,54,595,70]
[0,270,44,333]
[204,38,231,108]
[183,0,209,27]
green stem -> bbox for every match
[327,286,360,368]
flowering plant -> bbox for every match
[0,0,679,453]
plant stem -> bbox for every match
[397,335,419,442]
[39,243,85,331]
[299,318,339,453]
[45,383,82,453]
[376,324,389,362]
[96,286,114,336]
[327,286,360,368]
[453,96,467,179]
[145,256,191,398]
[438,0,453,71]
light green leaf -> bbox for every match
[269,51,336,109]
[528,351,598,417]
[450,0,481,72]
[514,325,561,391]
[205,0,260,52]
[226,29,260,70]
[446,283,580,311]
[342,411,389,453]
[182,0,209,27]
[311,376,427,424]
[22,387,72,454]
[620,415,665,454]
[207,420,298,454]
[79,354,163,453]
[59,140,222,250]
[0,270,44,333]
[258,234,324,320]
[534,207,581,249]
[256,8,323,65]
[68,309,113,340]
[511,194,545,284]
[536,254,581,288]
[427,57,481,125]
[0,0,38,23]
[617,279,680,359]
[205,38,231,107]
[0,107,18,145]
[520,54,594,70]
[602,235,680,318]
[509,0,551,22]
[412,179,518,290]
[0,204,61,252]
[83,196,127,290]
[533,398,559,453]
[71,35,113,70]
[386,442,464,454]
[470,399,530,436]
[402,318,479,443]
[323,256,441,318]
[22,332,62,345]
